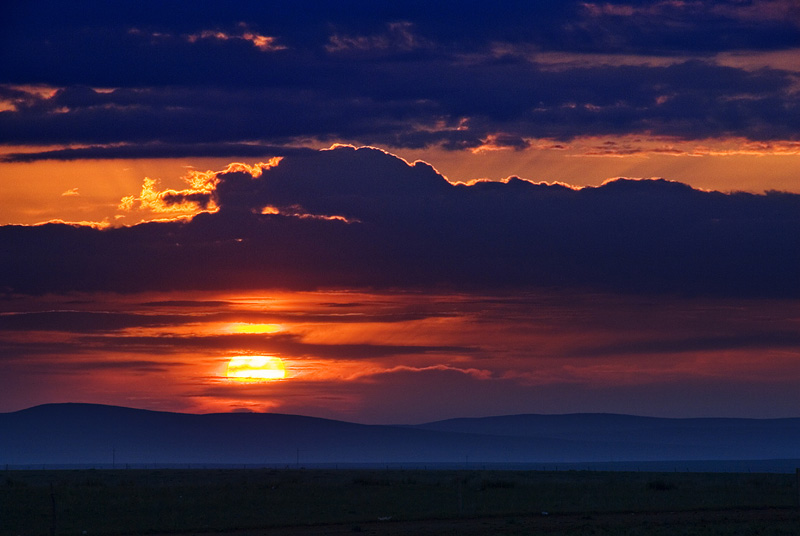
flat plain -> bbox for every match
[2,469,798,535]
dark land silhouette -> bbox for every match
[2,403,799,468]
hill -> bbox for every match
[1,404,798,466]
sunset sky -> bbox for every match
[1,0,799,423]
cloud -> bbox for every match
[0,311,181,333]
[184,23,286,52]
[2,1,799,153]
[325,22,428,54]
[0,58,793,148]
[363,364,493,381]
[570,331,800,358]
[1,142,317,163]
[211,146,450,218]
[1,146,799,298]
[74,328,475,361]
[117,176,215,215]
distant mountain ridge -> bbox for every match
[1,403,798,466]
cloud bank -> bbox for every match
[2,146,798,297]
[2,0,799,160]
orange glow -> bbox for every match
[227,323,283,334]
[4,141,800,227]
[226,355,286,381]
[2,289,800,419]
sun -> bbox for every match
[226,355,286,382]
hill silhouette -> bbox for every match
[1,404,798,466]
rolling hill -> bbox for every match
[1,404,798,467]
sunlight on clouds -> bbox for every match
[221,158,282,177]
[0,84,59,112]
[280,361,491,383]
[186,23,287,52]
[33,218,111,230]
[295,316,475,347]
[3,142,800,227]
[391,137,800,193]
[376,364,493,381]
[486,43,800,75]
[227,323,283,334]
[226,355,286,382]
[487,44,685,70]
[2,290,800,419]
[714,48,800,74]
[134,24,287,52]
[259,205,360,223]
[567,137,800,158]
[282,359,380,381]
[118,176,216,214]
[115,159,280,223]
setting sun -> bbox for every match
[226,355,286,381]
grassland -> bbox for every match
[2,468,798,535]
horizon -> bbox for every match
[4,402,800,469]
[2,1,799,425]
[8,400,800,423]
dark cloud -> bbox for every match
[571,331,800,358]
[4,1,798,74]
[2,1,799,155]
[0,328,474,362]
[75,332,474,360]
[0,311,180,332]
[213,146,450,218]
[1,146,798,297]
[38,359,184,374]
[1,60,796,150]
[1,143,317,163]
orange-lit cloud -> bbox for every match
[226,323,283,334]
[131,23,287,52]
[3,288,799,420]
[226,355,286,381]
[23,218,111,229]
[117,176,216,216]
[259,205,360,223]
[185,28,286,52]
[115,160,281,223]
[567,137,800,158]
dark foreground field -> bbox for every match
[2,469,799,535]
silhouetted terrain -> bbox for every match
[1,404,798,466]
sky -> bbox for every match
[1,0,799,423]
